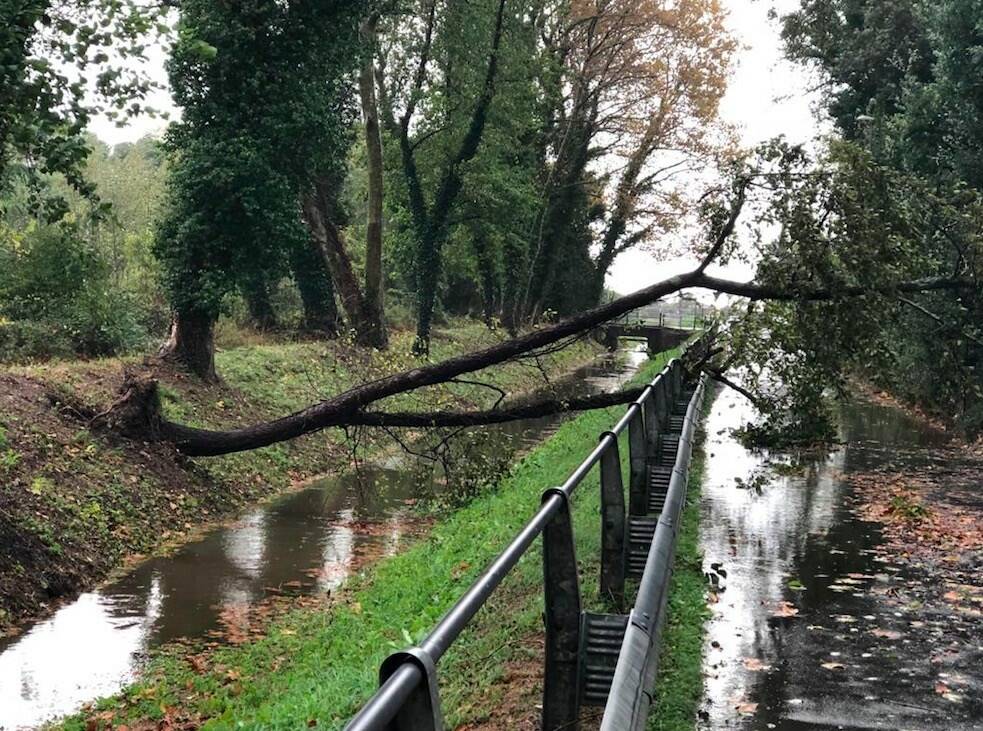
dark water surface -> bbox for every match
[699,388,983,730]
[0,345,648,730]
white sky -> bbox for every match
[87,0,826,298]
[606,0,826,296]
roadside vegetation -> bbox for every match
[0,321,598,632]
[56,349,713,731]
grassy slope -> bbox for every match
[61,350,713,731]
[0,321,597,630]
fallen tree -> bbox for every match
[94,265,973,456]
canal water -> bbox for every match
[699,387,983,730]
[0,346,649,730]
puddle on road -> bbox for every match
[0,345,649,730]
[699,388,983,730]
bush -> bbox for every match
[0,222,149,360]
[0,320,74,363]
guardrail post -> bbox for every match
[542,489,582,731]
[627,409,648,515]
[377,649,443,731]
[598,434,626,609]
[655,375,670,431]
[643,389,660,452]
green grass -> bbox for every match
[57,349,712,731]
[649,422,711,731]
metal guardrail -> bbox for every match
[344,335,710,731]
[600,373,706,730]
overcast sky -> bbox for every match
[87,0,826,297]
[607,0,826,295]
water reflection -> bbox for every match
[699,388,980,730]
[0,343,648,729]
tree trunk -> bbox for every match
[291,237,340,337]
[471,226,499,326]
[241,275,278,331]
[360,15,387,346]
[301,178,387,348]
[413,225,442,354]
[158,310,218,381]
[525,121,593,321]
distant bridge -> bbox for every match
[596,321,694,353]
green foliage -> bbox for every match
[0,220,147,358]
[888,492,929,521]
[778,0,983,434]
[0,0,167,213]
[154,0,367,324]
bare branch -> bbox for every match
[352,389,646,427]
[707,370,762,407]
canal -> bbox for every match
[0,346,649,730]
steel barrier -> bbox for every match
[344,335,710,731]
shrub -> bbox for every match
[0,320,74,362]
[0,221,148,359]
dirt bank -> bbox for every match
[0,322,599,633]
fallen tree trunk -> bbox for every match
[114,267,973,457]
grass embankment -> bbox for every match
[0,320,599,631]
[61,350,712,731]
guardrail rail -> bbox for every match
[345,335,710,731]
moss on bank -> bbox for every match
[58,350,712,731]
[0,321,598,631]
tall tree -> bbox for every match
[377,0,509,354]
[520,0,734,321]
[154,0,366,378]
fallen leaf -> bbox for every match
[734,702,758,714]
[871,628,903,640]
[188,655,207,674]
[773,601,799,617]
[743,657,771,672]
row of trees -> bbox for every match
[156,0,735,377]
[5,0,983,446]
[2,0,735,379]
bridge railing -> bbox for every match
[615,308,708,330]
[344,335,710,731]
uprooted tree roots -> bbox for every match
[48,370,165,442]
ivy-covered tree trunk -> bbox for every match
[302,178,387,348]
[471,226,499,326]
[525,121,593,322]
[360,15,387,347]
[291,238,340,337]
[413,223,446,353]
[159,310,217,381]
[241,275,278,331]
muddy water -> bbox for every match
[699,387,983,730]
[0,346,648,730]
